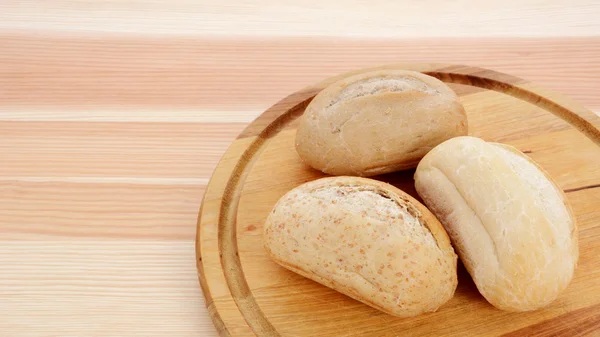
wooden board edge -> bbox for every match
[197,136,259,337]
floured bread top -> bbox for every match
[492,144,574,249]
[414,136,578,311]
[326,76,439,110]
[264,177,457,317]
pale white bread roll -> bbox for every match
[414,136,578,311]
[295,69,467,177]
[263,176,458,317]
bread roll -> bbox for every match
[263,176,458,317]
[295,69,467,176]
[414,136,578,311]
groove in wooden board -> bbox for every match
[197,64,600,336]
[566,184,600,193]
[198,136,260,336]
[498,129,600,191]
[216,96,316,336]
[2,34,600,110]
[2,0,598,37]
[238,88,320,139]
[0,181,204,240]
[0,240,215,336]
[0,121,246,179]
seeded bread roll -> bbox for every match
[263,176,458,317]
[295,70,467,176]
[414,136,578,311]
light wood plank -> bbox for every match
[2,35,599,113]
[0,240,217,336]
[0,108,260,123]
[0,122,245,179]
[0,0,599,37]
[0,181,203,240]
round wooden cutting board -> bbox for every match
[196,64,600,337]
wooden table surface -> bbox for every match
[1,1,599,336]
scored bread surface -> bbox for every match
[414,136,578,311]
[264,176,458,317]
[295,69,467,176]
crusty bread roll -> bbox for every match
[295,69,467,176]
[414,136,578,311]
[263,176,458,317]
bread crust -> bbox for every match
[263,176,457,317]
[295,70,468,176]
[415,136,578,311]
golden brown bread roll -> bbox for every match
[414,136,578,311]
[295,69,467,176]
[263,176,458,317]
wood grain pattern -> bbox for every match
[501,303,600,337]
[1,2,600,336]
[198,64,600,336]
[1,0,599,37]
[0,240,216,335]
[3,35,600,111]
[0,121,245,179]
